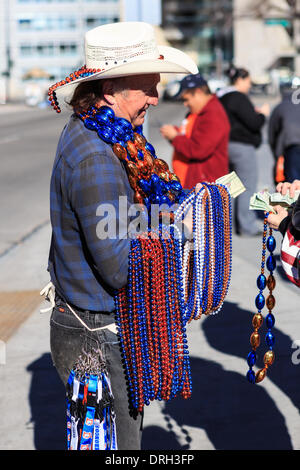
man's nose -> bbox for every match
[148,95,159,106]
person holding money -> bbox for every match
[266,179,300,287]
[265,180,300,230]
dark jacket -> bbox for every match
[279,194,300,239]
[268,91,300,158]
[218,88,265,148]
[171,95,230,188]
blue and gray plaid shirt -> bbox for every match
[48,114,134,312]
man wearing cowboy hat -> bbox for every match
[47,21,198,450]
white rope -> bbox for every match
[39,281,117,334]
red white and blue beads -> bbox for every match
[174,183,232,323]
[115,231,192,413]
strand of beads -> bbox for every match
[76,105,187,209]
[48,65,103,113]
[246,214,276,384]
[174,183,232,324]
[114,230,191,413]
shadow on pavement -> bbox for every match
[161,300,295,449]
[163,355,292,449]
[26,300,296,450]
[143,301,295,450]
[203,301,300,415]
[27,353,66,450]
[142,426,183,450]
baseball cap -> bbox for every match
[175,73,208,97]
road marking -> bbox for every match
[0,135,19,144]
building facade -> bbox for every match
[0,0,120,101]
[161,0,233,75]
[234,0,299,84]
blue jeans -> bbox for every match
[50,298,143,450]
[284,145,300,182]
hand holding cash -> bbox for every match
[249,189,300,213]
[216,171,245,198]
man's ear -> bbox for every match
[102,81,116,105]
[103,94,115,105]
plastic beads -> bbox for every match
[48,65,103,113]
[76,105,187,209]
[115,230,192,413]
[174,183,232,323]
[246,213,276,384]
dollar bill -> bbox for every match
[249,190,276,213]
[249,188,300,213]
[216,171,246,198]
[270,190,300,205]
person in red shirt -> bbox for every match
[160,73,230,189]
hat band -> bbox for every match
[86,39,159,69]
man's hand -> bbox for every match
[276,179,300,198]
[160,124,179,142]
[266,205,289,230]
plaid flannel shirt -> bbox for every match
[48,114,134,312]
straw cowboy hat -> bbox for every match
[49,21,198,105]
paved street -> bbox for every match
[0,97,300,450]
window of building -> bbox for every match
[20,44,33,56]
[18,16,77,31]
[85,16,119,27]
[83,0,118,2]
[59,43,78,55]
[18,0,77,3]
[20,42,77,57]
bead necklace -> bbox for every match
[246,214,276,384]
[75,105,187,212]
[48,65,103,113]
[115,230,192,413]
[174,183,232,324]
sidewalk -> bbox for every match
[0,221,300,450]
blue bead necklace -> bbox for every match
[174,183,232,324]
[76,105,187,213]
[246,213,276,384]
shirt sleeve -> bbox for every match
[171,113,226,161]
[231,93,265,132]
[68,149,133,290]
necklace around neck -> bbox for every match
[76,105,187,210]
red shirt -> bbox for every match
[171,95,230,189]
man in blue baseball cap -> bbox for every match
[160,73,230,188]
